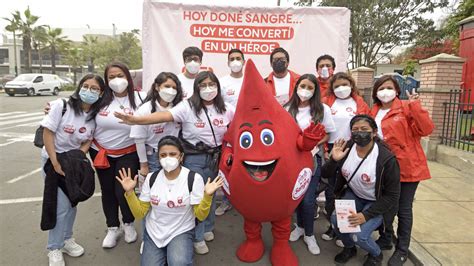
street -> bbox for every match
[0,92,413,266]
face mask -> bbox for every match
[351,131,373,147]
[160,156,180,172]
[377,89,397,103]
[229,60,243,73]
[79,88,100,104]
[334,85,352,99]
[297,88,314,102]
[108,78,128,94]
[272,59,287,74]
[185,60,200,75]
[199,86,218,101]
[158,87,177,103]
[319,66,333,79]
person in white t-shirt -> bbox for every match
[265,47,300,106]
[89,62,146,249]
[219,48,245,108]
[114,71,235,255]
[116,136,223,266]
[284,74,336,255]
[41,74,105,266]
[178,46,204,99]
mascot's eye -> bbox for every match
[239,131,253,149]
[260,129,274,146]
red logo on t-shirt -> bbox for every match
[153,125,164,134]
[361,173,371,183]
[79,127,86,133]
[341,169,350,178]
[226,89,235,96]
[213,118,224,127]
[150,195,160,206]
[177,197,183,204]
[99,110,109,116]
[331,108,337,115]
[346,107,354,113]
[194,120,205,128]
[122,108,134,115]
[167,200,175,208]
[63,125,75,134]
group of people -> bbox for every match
[39,45,434,266]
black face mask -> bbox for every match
[351,131,373,147]
[272,59,287,74]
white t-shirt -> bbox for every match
[92,92,144,151]
[40,99,95,156]
[169,100,235,146]
[375,108,390,139]
[273,73,291,105]
[140,167,204,248]
[341,143,379,201]
[219,75,243,107]
[329,98,357,143]
[178,73,195,100]
[295,104,336,133]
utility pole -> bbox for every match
[277,0,281,6]
[112,23,116,38]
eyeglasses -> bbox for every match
[81,86,101,94]
[198,82,217,89]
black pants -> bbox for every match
[379,181,419,255]
[90,149,139,227]
[324,143,335,219]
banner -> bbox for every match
[142,1,350,91]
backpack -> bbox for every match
[149,169,196,193]
[34,99,67,148]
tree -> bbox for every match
[440,0,474,51]
[316,0,449,68]
[3,17,19,76]
[44,27,70,74]
[11,7,40,73]
[64,47,85,86]
[81,35,99,73]
[32,25,48,73]
[94,30,142,72]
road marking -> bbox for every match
[0,115,44,126]
[0,132,35,147]
[6,168,42,183]
[0,192,102,205]
[0,122,39,130]
[0,111,26,117]
[0,112,43,121]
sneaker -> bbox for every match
[139,242,144,255]
[61,238,84,257]
[376,237,393,250]
[335,238,345,247]
[303,235,320,255]
[204,231,214,242]
[363,252,383,266]
[321,227,335,241]
[314,206,320,220]
[48,249,65,266]
[289,224,304,242]
[334,246,357,264]
[194,241,209,254]
[102,227,122,248]
[123,223,138,243]
[317,192,326,203]
[388,250,408,266]
[215,202,232,216]
[322,208,328,216]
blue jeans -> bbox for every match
[141,228,194,266]
[296,155,321,236]
[330,189,382,257]
[184,153,217,242]
[41,155,77,250]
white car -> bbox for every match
[4,74,62,96]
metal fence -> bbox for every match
[441,89,473,152]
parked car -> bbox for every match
[4,74,62,96]
[0,74,16,89]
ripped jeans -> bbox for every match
[330,189,383,257]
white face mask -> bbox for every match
[229,60,243,73]
[320,66,330,79]
[158,87,177,103]
[160,156,180,172]
[109,78,128,94]
[199,86,218,101]
[185,60,200,75]
[297,88,314,102]
[334,85,352,99]
[377,89,397,103]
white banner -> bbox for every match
[142,1,350,91]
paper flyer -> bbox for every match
[335,199,361,233]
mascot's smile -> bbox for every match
[243,159,278,182]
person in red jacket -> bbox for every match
[316,54,336,97]
[320,72,370,243]
[265,47,300,105]
[369,75,434,266]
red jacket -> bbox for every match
[318,77,330,98]
[322,93,370,115]
[370,98,434,182]
[265,70,300,97]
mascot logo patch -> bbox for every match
[292,168,312,200]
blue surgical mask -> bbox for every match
[79,88,100,104]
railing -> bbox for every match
[441,89,473,152]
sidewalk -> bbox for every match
[409,161,474,265]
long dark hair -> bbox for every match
[372,75,401,105]
[328,72,359,98]
[350,114,391,149]
[188,71,226,117]
[145,72,183,113]
[100,62,138,110]
[69,73,106,121]
[284,74,324,123]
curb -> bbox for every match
[408,238,441,266]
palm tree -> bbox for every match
[3,17,20,76]
[32,25,47,73]
[44,27,70,74]
[64,47,85,86]
[12,7,40,73]
[81,35,99,73]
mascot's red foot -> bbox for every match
[236,238,265,263]
[270,241,298,266]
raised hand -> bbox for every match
[114,111,136,125]
[331,138,349,162]
[304,122,326,143]
[115,168,138,194]
[406,89,420,102]
[204,176,224,196]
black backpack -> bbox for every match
[34,99,67,148]
[149,169,196,193]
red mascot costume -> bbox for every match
[219,60,325,266]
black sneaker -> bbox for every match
[334,246,357,264]
[375,237,393,250]
[322,227,335,241]
[363,252,383,266]
[388,250,408,266]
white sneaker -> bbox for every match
[102,227,122,248]
[317,192,326,203]
[48,249,65,266]
[289,224,304,242]
[336,239,345,247]
[61,238,84,257]
[123,223,138,243]
[215,202,232,216]
[194,241,209,254]
[139,241,144,255]
[304,235,321,255]
[204,231,214,242]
